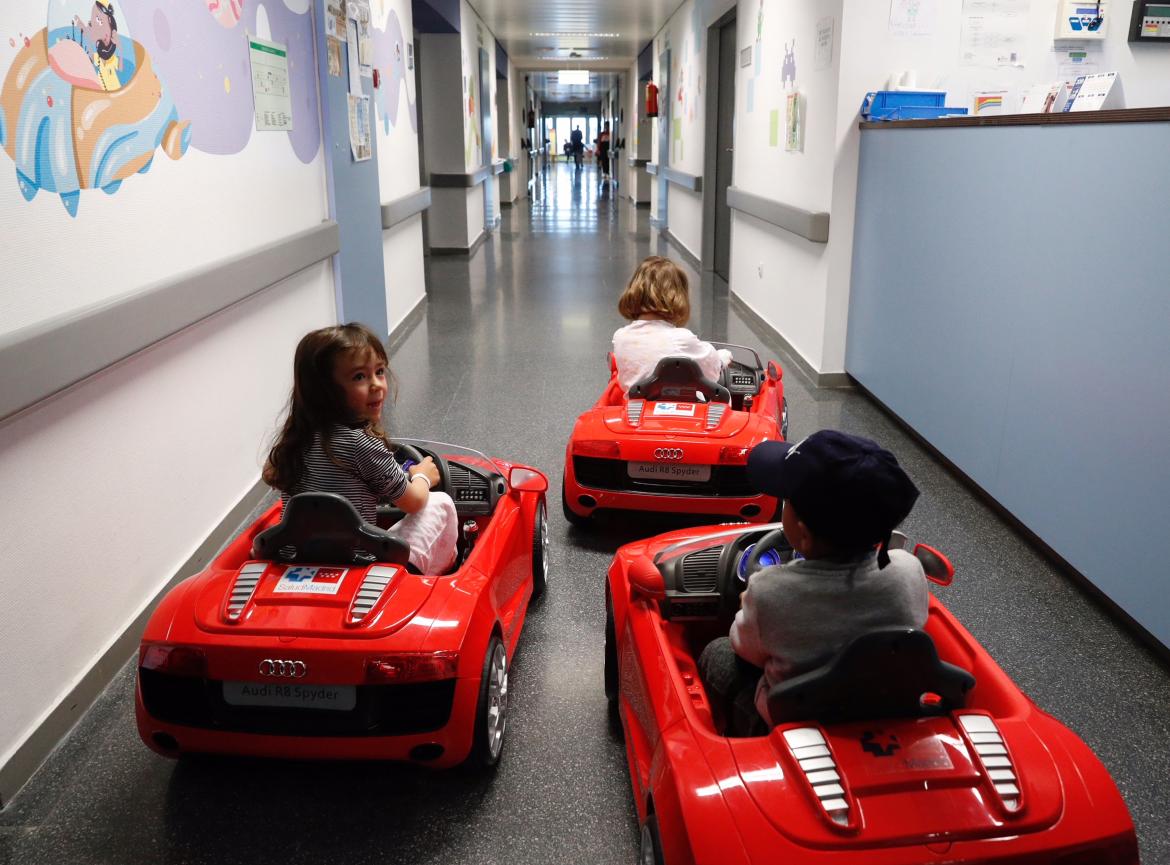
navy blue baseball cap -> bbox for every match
[747,430,919,567]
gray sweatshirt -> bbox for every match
[730,549,929,722]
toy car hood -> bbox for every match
[190,561,437,639]
[602,400,751,439]
[723,715,1067,850]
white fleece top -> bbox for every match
[730,549,929,723]
[612,319,732,392]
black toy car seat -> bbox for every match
[766,628,975,724]
[629,356,731,405]
[252,492,412,567]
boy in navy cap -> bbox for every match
[698,430,929,736]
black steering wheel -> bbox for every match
[376,443,451,528]
[742,528,794,579]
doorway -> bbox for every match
[656,48,670,228]
[712,17,736,279]
[478,47,495,229]
[413,36,429,251]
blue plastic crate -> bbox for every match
[860,90,947,120]
[884,105,969,120]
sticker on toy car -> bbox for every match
[651,402,697,417]
[222,681,357,711]
[628,462,712,482]
[273,566,349,595]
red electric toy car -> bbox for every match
[605,523,1137,864]
[136,441,549,770]
[563,344,787,526]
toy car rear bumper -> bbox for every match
[134,673,480,768]
[564,457,776,522]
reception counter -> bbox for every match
[846,108,1170,653]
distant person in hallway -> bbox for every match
[596,121,612,178]
[263,323,458,575]
[698,431,927,736]
[570,125,584,169]
[612,255,733,392]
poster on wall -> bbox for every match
[785,91,804,152]
[889,0,936,37]
[348,93,371,160]
[815,17,835,70]
[248,37,293,131]
[960,0,1030,66]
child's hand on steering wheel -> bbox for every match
[409,456,441,490]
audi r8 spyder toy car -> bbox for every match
[136,441,549,771]
[563,344,787,527]
[604,523,1137,865]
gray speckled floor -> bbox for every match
[2,163,1168,865]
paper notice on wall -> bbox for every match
[785,92,803,153]
[889,0,936,37]
[815,17,835,69]
[348,93,371,160]
[346,18,363,94]
[960,0,1029,66]
[248,36,293,131]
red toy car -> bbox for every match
[563,344,787,526]
[136,441,549,770]
[604,523,1137,864]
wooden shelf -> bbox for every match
[860,106,1170,130]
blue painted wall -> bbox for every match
[847,120,1170,650]
[315,0,387,335]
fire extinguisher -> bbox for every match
[645,82,659,118]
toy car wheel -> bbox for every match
[780,395,789,440]
[468,636,508,769]
[639,814,665,865]
[530,497,549,599]
[604,589,618,702]
[561,478,591,527]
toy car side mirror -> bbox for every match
[767,361,782,382]
[509,466,548,493]
[628,557,665,601]
[914,543,954,586]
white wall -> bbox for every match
[729,0,844,371]
[373,0,426,333]
[728,0,1170,377]
[648,0,735,260]
[0,0,336,778]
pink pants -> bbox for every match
[387,491,458,574]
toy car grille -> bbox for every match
[347,565,396,624]
[626,399,645,426]
[450,464,490,503]
[226,563,266,622]
[681,547,721,593]
[783,727,853,827]
[706,404,727,429]
[959,714,1022,812]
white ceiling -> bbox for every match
[468,0,685,98]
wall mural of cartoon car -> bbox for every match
[563,344,787,527]
[1,17,190,216]
[605,523,1138,864]
[136,442,548,770]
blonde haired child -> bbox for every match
[612,256,732,392]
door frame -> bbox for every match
[701,8,737,273]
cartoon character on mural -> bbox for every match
[1,0,191,215]
[73,2,123,91]
[205,0,244,29]
[782,40,796,89]
[369,0,417,136]
[1,0,321,217]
